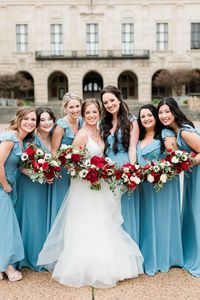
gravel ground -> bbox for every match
[0,268,200,300]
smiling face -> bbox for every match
[19,111,36,133]
[83,103,100,126]
[140,108,156,130]
[64,99,81,119]
[38,112,54,133]
[102,92,120,115]
[158,104,175,127]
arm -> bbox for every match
[128,120,139,164]
[72,129,88,149]
[51,126,65,156]
[181,131,200,163]
[0,141,14,192]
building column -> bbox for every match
[34,73,48,105]
[138,77,151,103]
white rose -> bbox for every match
[60,144,69,150]
[38,158,45,164]
[134,164,140,170]
[160,174,167,183]
[65,154,72,159]
[171,156,179,163]
[123,167,129,173]
[21,153,28,161]
[130,176,141,184]
[147,174,154,183]
[50,160,59,167]
[122,174,129,182]
[105,157,114,165]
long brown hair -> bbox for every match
[100,85,132,154]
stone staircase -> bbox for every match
[1,101,200,124]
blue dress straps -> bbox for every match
[177,125,200,277]
[0,131,24,272]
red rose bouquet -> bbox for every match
[21,144,61,184]
[164,149,195,174]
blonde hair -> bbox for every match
[9,107,36,131]
[61,92,82,116]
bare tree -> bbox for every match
[153,68,200,96]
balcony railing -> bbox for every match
[35,50,150,60]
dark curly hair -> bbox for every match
[138,104,165,152]
[157,97,194,128]
[100,85,133,155]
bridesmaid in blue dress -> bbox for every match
[50,92,82,227]
[0,107,36,281]
[15,107,56,271]
[100,85,140,243]
[137,104,183,275]
[158,97,200,277]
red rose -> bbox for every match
[91,156,107,168]
[42,162,49,170]
[26,146,36,157]
[85,168,99,184]
[71,153,81,163]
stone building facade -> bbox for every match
[0,0,200,104]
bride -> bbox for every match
[38,98,143,288]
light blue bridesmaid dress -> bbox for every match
[49,117,82,229]
[15,134,50,271]
[106,128,140,244]
[177,124,200,277]
[0,131,24,272]
[137,129,183,275]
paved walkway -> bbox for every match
[0,268,200,300]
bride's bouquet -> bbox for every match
[21,144,61,184]
[79,156,118,191]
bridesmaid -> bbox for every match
[50,92,82,226]
[100,85,140,243]
[0,107,36,281]
[15,107,56,271]
[157,97,200,277]
[137,104,183,275]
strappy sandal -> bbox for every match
[0,272,3,280]
[5,270,22,282]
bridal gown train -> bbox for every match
[38,136,143,288]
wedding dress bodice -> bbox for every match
[86,136,103,157]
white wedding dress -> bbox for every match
[38,137,143,288]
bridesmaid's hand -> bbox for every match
[3,183,12,193]
[47,178,54,184]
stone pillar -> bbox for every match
[34,73,48,105]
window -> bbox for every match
[86,23,98,55]
[16,24,28,52]
[191,23,200,49]
[122,23,134,55]
[156,23,168,50]
[51,24,63,55]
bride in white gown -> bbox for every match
[38,98,143,288]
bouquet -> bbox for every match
[142,160,175,191]
[164,149,196,174]
[57,144,87,177]
[78,155,118,191]
[21,144,61,184]
[111,162,143,193]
